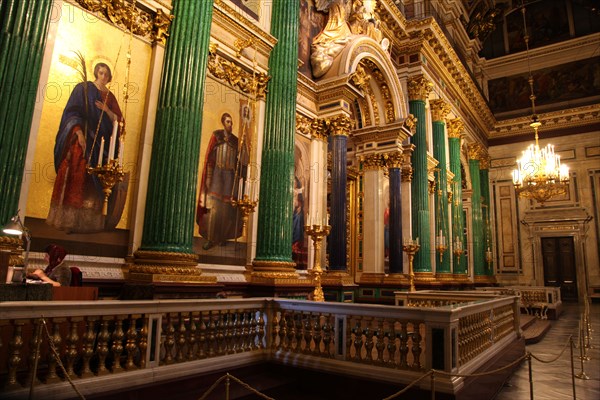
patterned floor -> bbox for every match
[494,302,600,400]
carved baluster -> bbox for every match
[364,318,374,363]
[229,311,239,353]
[96,317,111,375]
[352,320,363,361]
[175,313,186,363]
[138,316,149,369]
[411,322,422,369]
[256,310,265,350]
[124,315,139,370]
[374,318,385,365]
[206,311,216,357]
[399,322,409,368]
[271,310,281,350]
[224,311,234,354]
[46,318,64,382]
[187,312,198,361]
[321,314,333,358]
[302,313,312,354]
[162,313,175,364]
[385,327,397,367]
[313,314,323,355]
[294,313,303,353]
[239,311,249,352]
[7,320,25,388]
[65,317,81,378]
[215,311,225,355]
[111,316,125,372]
[286,312,296,352]
[80,316,97,378]
[26,318,43,385]
[346,317,355,360]
[196,312,207,359]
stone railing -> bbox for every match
[0,294,522,399]
[477,286,563,319]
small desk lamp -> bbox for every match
[3,211,31,269]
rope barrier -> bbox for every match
[380,371,433,400]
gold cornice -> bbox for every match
[73,0,173,45]
[490,104,600,139]
[430,99,451,122]
[207,45,270,99]
[447,118,465,138]
[212,0,277,57]
[407,75,433,101]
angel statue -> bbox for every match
[310,0,353,78]
[311,0,383,79]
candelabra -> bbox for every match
[87,159,124,216]
[304,223,331,302]
[453,237,463,265]
[402,237,420,292]
[232,194,258,234]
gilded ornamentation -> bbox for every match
[384,151,403,169]
[401,167,413,182]
[207,49,270,99]
[361,153,384,170]
[368,90,380,126]
[327,114,353,136]
[310,118,329,141]
[350,64,371,92]
[296,114,312,137]
[134,250,197,263]
[428,179,436,195]
[348,0,383,42]
[407,75,433,101]
[74,0,173,45]
[467,143,483,160]
[234,37,256,58]
[479,155,491,170]
[129,265,202,276]
[447,118,464,138]
[403,114,417,134]
[429,99,451,122]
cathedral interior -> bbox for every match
[0,0,599,399]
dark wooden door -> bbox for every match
[541,237,578,301]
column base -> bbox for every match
[251,260,300,284]
[474,275,497,285]
[131,250,216,283]
[358,273,387,284]
[322,271,355,286]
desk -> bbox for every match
[52,286,98,300]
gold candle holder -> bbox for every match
[87,159,124,216]
[402,238,420,292]
[232,194,258,234]
[304,224,331,302]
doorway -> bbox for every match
[541,237,578,301]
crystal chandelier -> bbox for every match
[511,3,569,204]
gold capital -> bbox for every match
[407,75,433,101]
[479,155,491,169]
[384,151,404,169]
[362,153,385,170]
[327,114,353,136]
[447,118,464,138]
[430,99,451,122]
[467,143,483,160]
[310,118,329,142]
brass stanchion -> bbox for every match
[576,316,590,380]
[569,336,577,400]
[402,238,420,292]
[431,370,435,400]
[527,353,534,400]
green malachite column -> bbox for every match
[252,0,299,277]
[447,119,467,274]
[468,143,485,278]
[407,76,433,272]
[430,100,451,274]
[480,157,493,275]
[0,0,52,224]
[134,1,214,281]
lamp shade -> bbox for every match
[3,218,24,235]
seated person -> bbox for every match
[28,244,71,287]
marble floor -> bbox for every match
[494,302,600,400]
